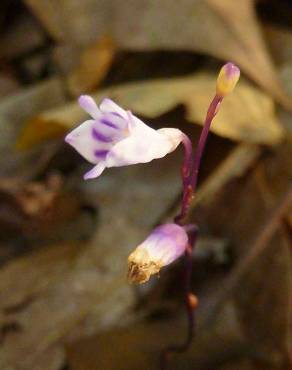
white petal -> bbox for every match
[99,98,127,118]
[106,126,183,167]
[157,128,184,152]
[65,120,111,164]
[84,162,106,180]
[79,95,100,120]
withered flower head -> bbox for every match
[127,224,188,284]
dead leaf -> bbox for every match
[0,174,88,248]
[0,13,44,61]
[67,37,115,97]
[167,143,262,222]
[19,73,283,149]
[188,141,292,368]
[15,116,67,151]
[0,71,20,98]
[24,0,292,109]
[0,152,183,370]
[24,0,107,44]
[67,303,248,370]
[0,78,66,155]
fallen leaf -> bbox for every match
[67,303,247,370]
[0,71,20,98]
[0,78,66,155]
[167,143,261,222]
[0,152,183,370]
[67,37,116,97]
[19,73,283,148]
[24,0,292,109]
[0,12,45,61]
[15,116,67,151]
[188,141,292,368]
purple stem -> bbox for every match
[175,134,193,224]
[160,226,198,369]
[190,95,222,192]
[181,133,193,189]
[175,94,222,224]
[160,94,223,370]
[175,134,194,225]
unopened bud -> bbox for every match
[188,293,199,309]
[216,62,240,97]
[127,224,188,284]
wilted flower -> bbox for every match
[65,95,184,179]
[127,223,188,284]
[216,62,240,97]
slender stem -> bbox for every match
[160,226,198,369]
[190,95,222,192]
[181,134,194,190]
[175,134,194,225]
[161,94,223,369]
[175,94,222,224]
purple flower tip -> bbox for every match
[127,223,188,284]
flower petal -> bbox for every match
[106,126,183,167]
[79,95,100,120]
[84,162,106,180]
[65,120,111,163]
[99,98,127,118]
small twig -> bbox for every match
[280,217,292,366]
[202,187,292,329]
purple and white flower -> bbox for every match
[127,223,189,284]
[65,95,184,180]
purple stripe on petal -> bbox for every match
[111,112,123,118]
[92,128,112,142]
[94,149,109,158]
[100,118,118,129]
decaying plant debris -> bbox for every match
[0,1,291,370]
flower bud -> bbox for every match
[127,224,188,284]
[216,62,240,97]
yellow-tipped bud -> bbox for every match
[216,62,240,97]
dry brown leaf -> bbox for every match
[67,37,115,97]
[0,152,183,370]
[24,0,292,109]
[0,71,20,98]
[0,78,66,155]
[24,0,108,44]
[189,142,292,367]
[0,13,44,61]
[18,73,283,150]
[67,303,247,370]
[205,0,292,110]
